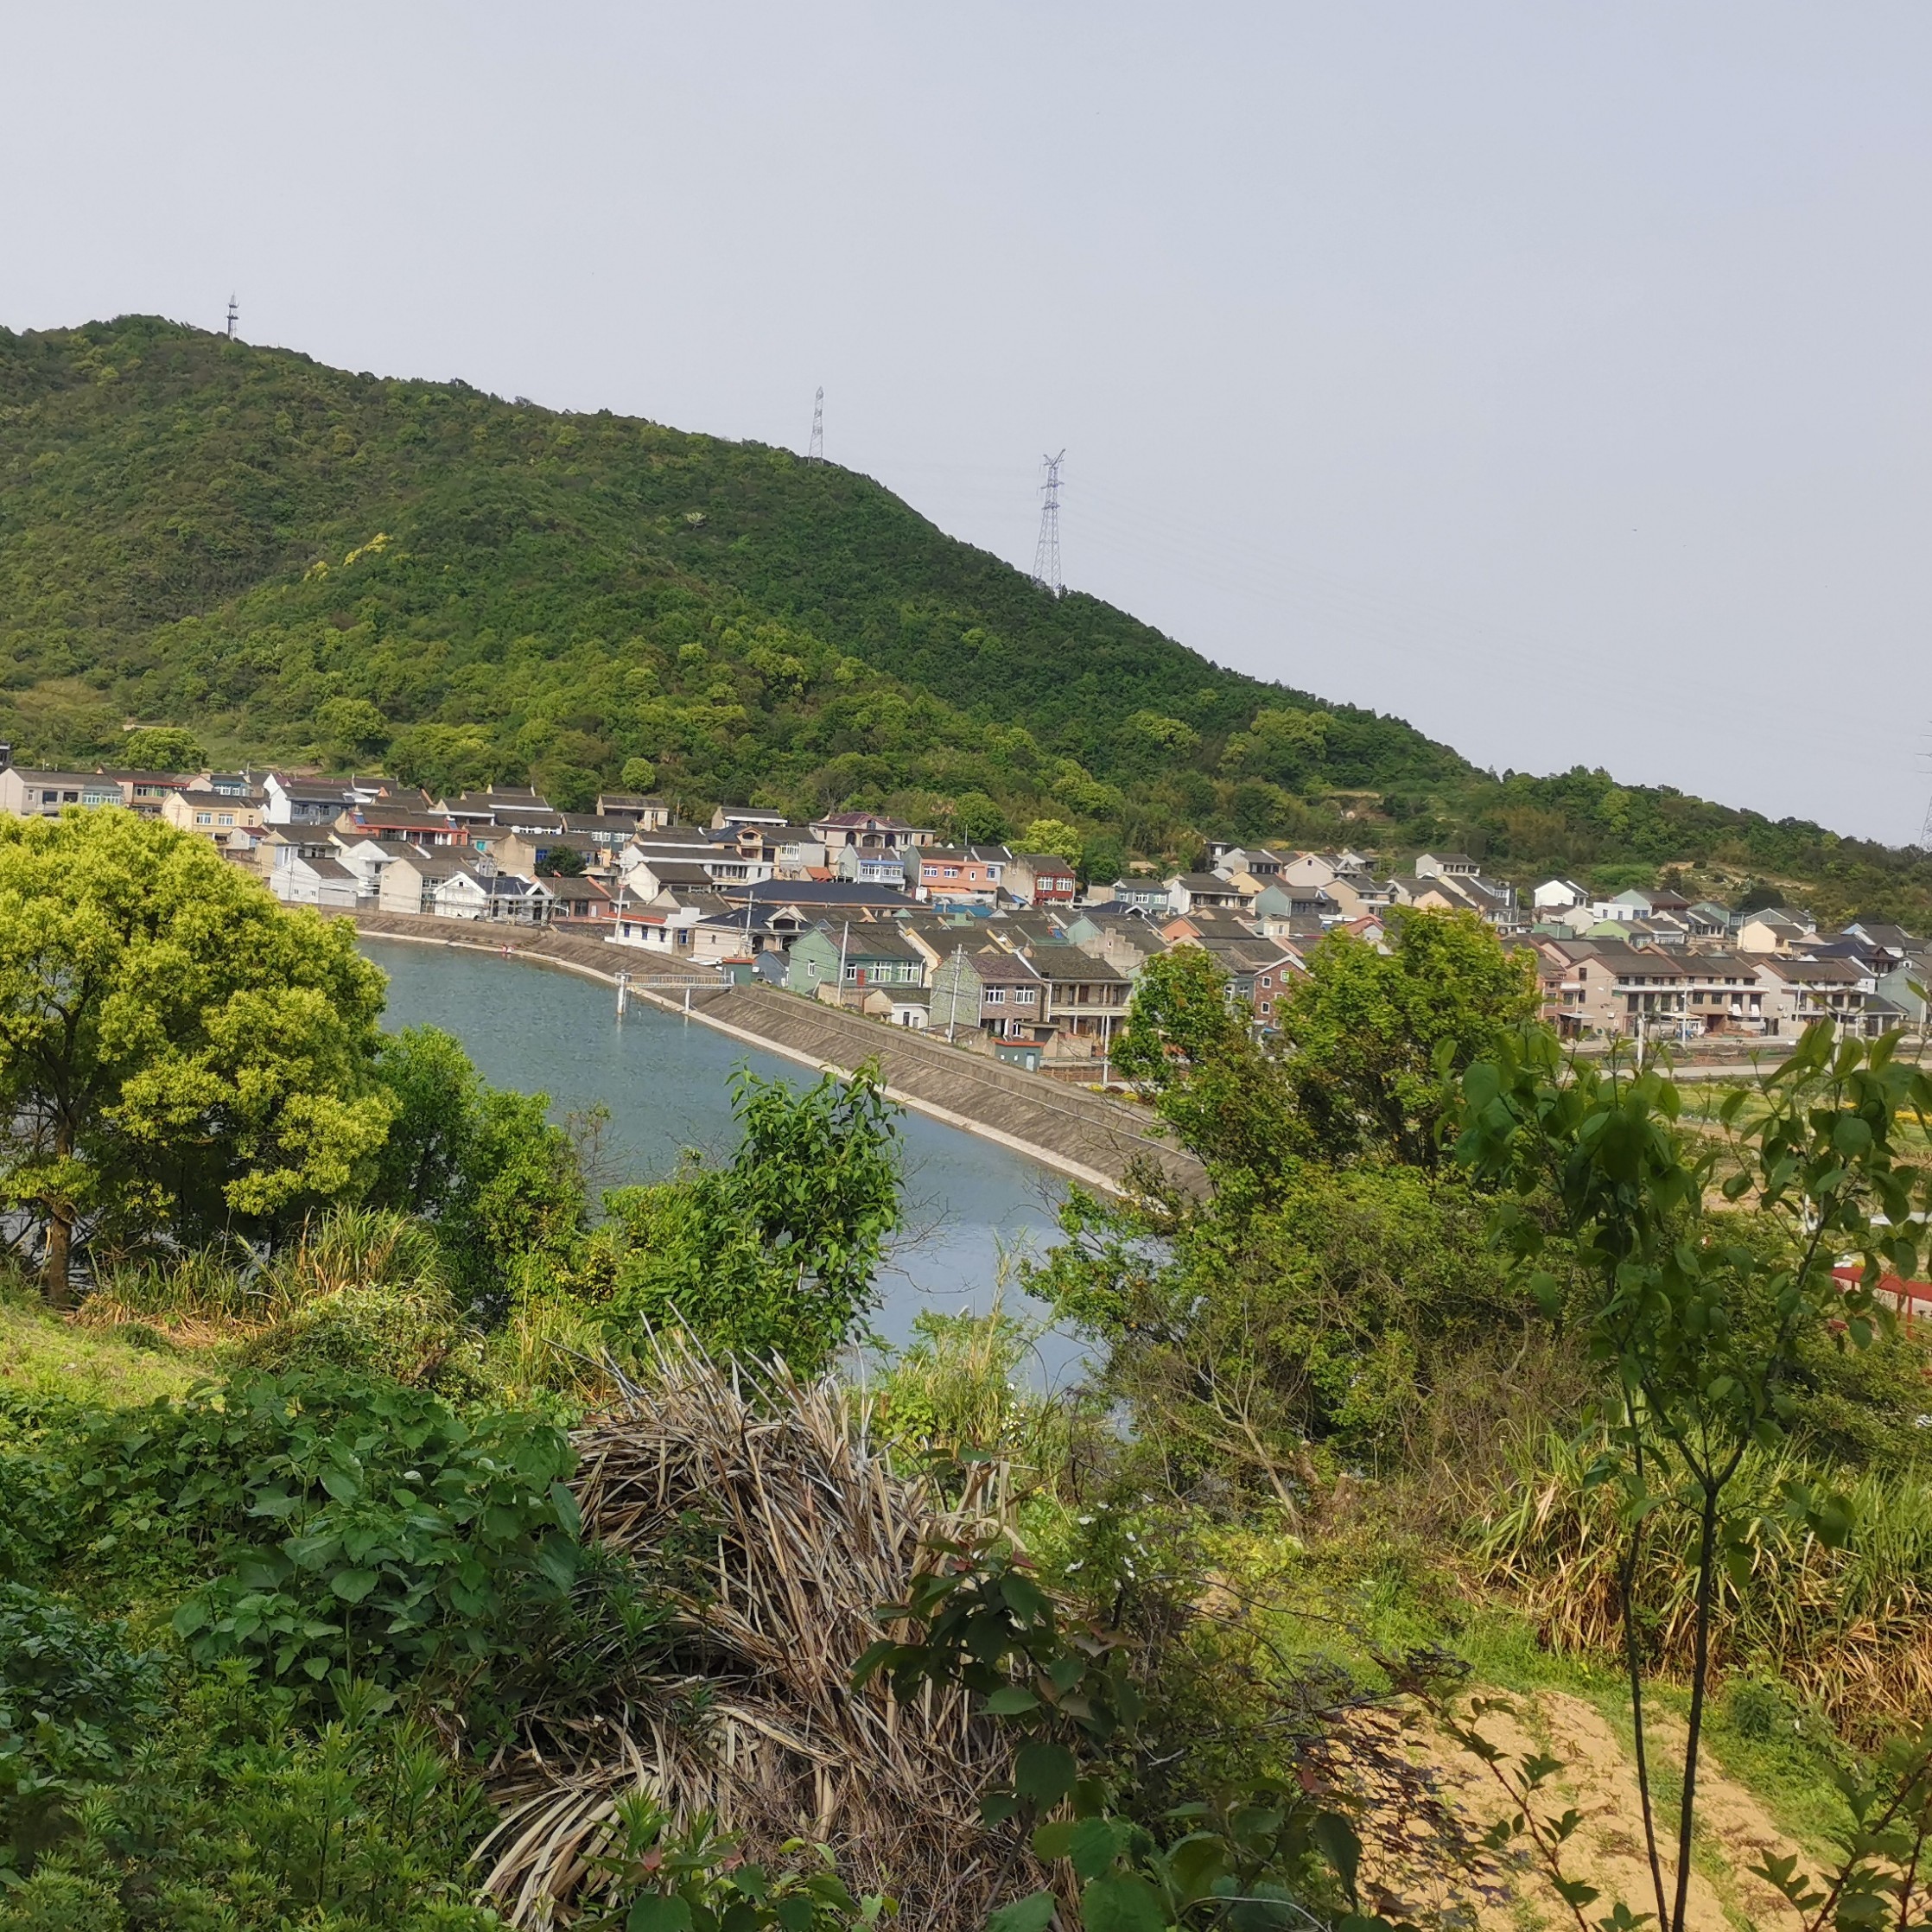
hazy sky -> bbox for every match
[6,5,1929,842]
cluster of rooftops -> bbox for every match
[3,747,1920,1055]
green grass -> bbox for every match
[0,1288,212,1407]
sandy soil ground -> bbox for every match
[1344,1687,1815,1929]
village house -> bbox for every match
[376,848,493,918]
[1090,877,1170,915]
[785,922,927,1001]
[434,787,560,833]
[727,880,914,919]
[1680,951,1770,1034]
[489,827,607,880]
[1022,944,1131,1058]
[548,874,620,926]
[264,772,393,826]
[267,843,359,910]
[1249,946,1306,1031]
[810,810,932,861]
[622,855,722,901]
[0,747,124,817]
[162,783,265,855]
[1064,909,1166,976]
[1532,877,1592,911]
[929,947,1047,1039]
[334,837,419,902]
[1754,956,1874,1037]
[336,802,460,849]
[595,792,676,829]
[1165,873,1247,916]
[912,843,1010,906]
[91,768,194,818]
[1535,939,1688,1039]
[711,804,790,832]
[1737,911,1815,955]
[1250,881,1341,925]
[685,903,810,962]
[1003,852,1078,906]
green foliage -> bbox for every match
[1110,948,1299,1197]
[0,1367,576,1698]
[0,1664,505,1929]
[116,727,205,769]
[598,1065,900,1374]
[1280,908,1539,1170]
[855,1532,1409,1932]
[168,1375,579,1694]
[368,1027,587,1317]
[0,1587,167,1871]
[0,811,391,1301]
[1018,819,1083,867]
[1035,1164,1529,1508]
[1456,1019,1932,1931]
[579,1795,892,1932]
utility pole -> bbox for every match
[807,387,824,462]
[1032,450,1065,596]
[225,294,238,340]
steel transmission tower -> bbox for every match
[807,387,824,461]
[1032,449,1065,595]
[225,294,238,339]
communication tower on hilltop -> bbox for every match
[225,294,238,339]
[1032,449,1065,596]
[807,387,824,462]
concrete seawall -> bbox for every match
[343,912,1205,1198]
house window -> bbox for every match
[217,814,233,827]
[987,988,1007,1003]
[195,811,212,824]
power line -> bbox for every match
[1032,449,1065,595]
[806,386,824,462]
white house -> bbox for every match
[268,848,359,910]
[1533,878,1591,911]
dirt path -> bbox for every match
[1350,1688,1814,1929]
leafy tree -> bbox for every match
[366,1025,587,1315]
[1218,706,1331,789]
[1455,1021,1932,1932]
[946,792,1009,843]
[117,726,205,770]
[1018,818,1083,867]
[313,695,391,766]
[1111,946,1299,1198]
[1280,907,1538,1169]
[1077,833,1127,888]
[619,757,657,792]
[0,812,391,1302]
[600,1065,900,1374]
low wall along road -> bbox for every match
[344,912,1205,1198]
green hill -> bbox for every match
[3,315,1928,920]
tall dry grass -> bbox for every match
[476,1336,1035,1931]
[1478,1428,1932,1737]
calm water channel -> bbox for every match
[360,938,1080,1376]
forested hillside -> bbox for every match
[3,315,1929,917]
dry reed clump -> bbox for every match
[475,1338,1033,1930]
[1477,1429,1932,1738]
